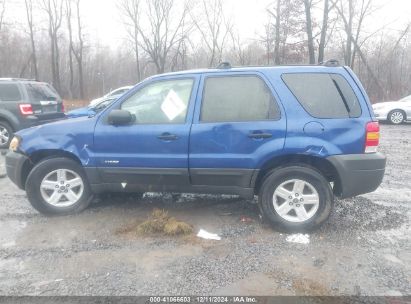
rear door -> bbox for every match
[189,72,286,188]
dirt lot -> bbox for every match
[0,124,410,296]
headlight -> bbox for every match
[9,136,21,152]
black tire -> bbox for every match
[25,157,92,215]
[388,110,406,124]
[258,165,333,231]
[0,121,13,149]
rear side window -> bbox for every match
[0,83,22,101]
[282,73,361,118]
[25,83,60,102]
[201,75,280,122]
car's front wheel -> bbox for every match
[388,110,405,124]
[25,158,92,215]
[259,166,333,231]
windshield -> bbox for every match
[92,98,116,111]
[25,83,61,102]
[398,94,411,102]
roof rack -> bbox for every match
[216,62,232,69]
[321,59,340,67]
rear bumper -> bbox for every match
[5,151,29,190]
[327,153,386,198]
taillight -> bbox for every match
[365,121,379,153]
[61,103,65,113]
[19,104,33,115]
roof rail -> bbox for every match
[216,62,232,69]
[321,59,340,67]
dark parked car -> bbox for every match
[6,61,386,231]
[0,78,65,148]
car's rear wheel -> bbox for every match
[258,166,333,231]
[25,158,92,215]
[388,110,405,124]
[0,121,13,149]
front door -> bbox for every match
[189,72,286,188]
[93,76,199,189]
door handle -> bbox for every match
[157,133,179,141]
[248,132,272,139]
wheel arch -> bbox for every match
[0,112,18,131]
[21,150,83,189]
[254,154,341,196]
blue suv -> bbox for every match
[5,61,386,230]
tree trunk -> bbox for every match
[274,0,281,65]
[318,0,329,63]
[304,0,315,64]
[345,0,353,66]
[66,0,74,98]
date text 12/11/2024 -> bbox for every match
[149,296,258,303]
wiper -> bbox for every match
[332,79,351,115]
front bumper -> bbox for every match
[5,151,29,190]
[327,153,386,198]
[372,108,389,121]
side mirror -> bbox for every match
[108,109,135,125]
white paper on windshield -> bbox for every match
[161,89,186,121]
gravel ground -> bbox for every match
[0,124,410,296]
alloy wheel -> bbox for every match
[390,111,404,124]
[40,169,84,207]
[0,126,10,145]
[272,179,320,223]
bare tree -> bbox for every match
[74,0,85,98]
[66,0,74,97]
[259,22,273,65]
[267,0,281,64]
[119,0,141,82]
[138,0,190,73]
[191,0,232,67]
[66,0,85,98]
[318,0,336,63]
[42,0,63,93]
[303,0,315,64]
[332,0,373,67]
[24,0,38,79]
[0,0,5,32]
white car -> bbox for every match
[89,86,132,107]
[372,95,411,124]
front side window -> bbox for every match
[200,75,280,122]
[282,73,361,118]
[0,83,22,102]
[121,79,194,124]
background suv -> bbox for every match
[6,62,386,231]
[0,78,65,148]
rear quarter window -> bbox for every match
[282,73,361,118]
[0,83,22,102]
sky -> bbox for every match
[79,0,411,45]
[7,0,411,46]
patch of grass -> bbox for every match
[119,208,193,236]
[164,217,193,235]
